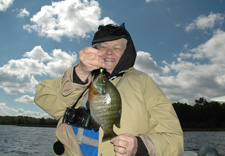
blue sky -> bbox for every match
[0,0,225,118]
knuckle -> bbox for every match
[118,141,123,146]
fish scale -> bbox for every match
[88,72,122,142]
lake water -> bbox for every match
[184,131,225,155]
[0,125,224,156]
[0,125,56,156]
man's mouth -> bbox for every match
[104,58,115,62]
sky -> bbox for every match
[0,0,225,118]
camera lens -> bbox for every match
[66,109,76,122]
[63,107,91,128]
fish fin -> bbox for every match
[102,131,117,142]
[115,114,121,128]
[91,117,100,131]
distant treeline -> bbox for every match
[0,116,58,127]
[173,97,225,130]
[0,97,225,130]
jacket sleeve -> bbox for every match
[140,76,184,156]
[34,65,91,120]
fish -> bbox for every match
[88,71,122,142]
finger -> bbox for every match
[115,153,124,156]
[80,53,104,69]
[80,52,99,61]
[80,48,104,63]
[111,134,129,143]
[123,133,133,137]
[82,47,103,56]
[91,54,104,64]
[111,138,129,149]
[114,146,127,155]
[85,58,104,68]
[80,62,101,72]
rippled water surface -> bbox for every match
[0,125,56,156]
[183,131,225,155]
[0,125,224,156]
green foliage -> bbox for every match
[0,116,58,127]
[1,97,225,130]
[173,97,225,130]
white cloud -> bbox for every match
[185,12,225,32]
[0,45,77,116]
[23,46,77,77]
[0,46,77,94]
[134,51,163,75]
[24,46,53,62]
[23,0,115,42]
[17,8,30,18]
[145,0,162,3]
[99,17,115,26]
[0,0,14,11]
[45,49,77,77]
[0,102,50,118]
[14,95,34,104]
[190,29,225,64]
[135,30,225,104]
[0,62,39,94]
[175,23,181,28]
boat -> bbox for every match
[182,151,198,156]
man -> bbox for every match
[34,23,184,156]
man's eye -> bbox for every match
[114,47,122,51]
[100,46,107,49]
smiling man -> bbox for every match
[34,23,184,156]
[75,37,127,82]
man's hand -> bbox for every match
[75,46,104,82]
[111,133,138,156]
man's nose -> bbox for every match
[106,47,113,55]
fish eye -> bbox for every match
[102,90,106,95]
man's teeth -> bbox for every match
[104,59,114,62]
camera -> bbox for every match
[62,106,92,129]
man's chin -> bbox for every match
[104,64,115,70]
[104,67,114,74]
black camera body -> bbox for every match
[62,106,92,129]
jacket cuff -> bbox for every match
[135,136,149,156]
[139,134,156,156]
[73,66,88,84]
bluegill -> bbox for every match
[88,72,121,142]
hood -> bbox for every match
[92,23,137,77]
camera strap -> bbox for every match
[76,90,99,147]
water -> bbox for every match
[184,131,225,155]
[0,125,56,156]
[0,125,224,156]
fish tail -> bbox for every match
[102,131,117,142]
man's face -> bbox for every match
[98,38,127,74]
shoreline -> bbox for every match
[0,124,57,128]
[182,128,225,131]
[1,124,225,131]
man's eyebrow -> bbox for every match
[100,42,124,47]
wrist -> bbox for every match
[135,136,149,156]
[75,64,90,82]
